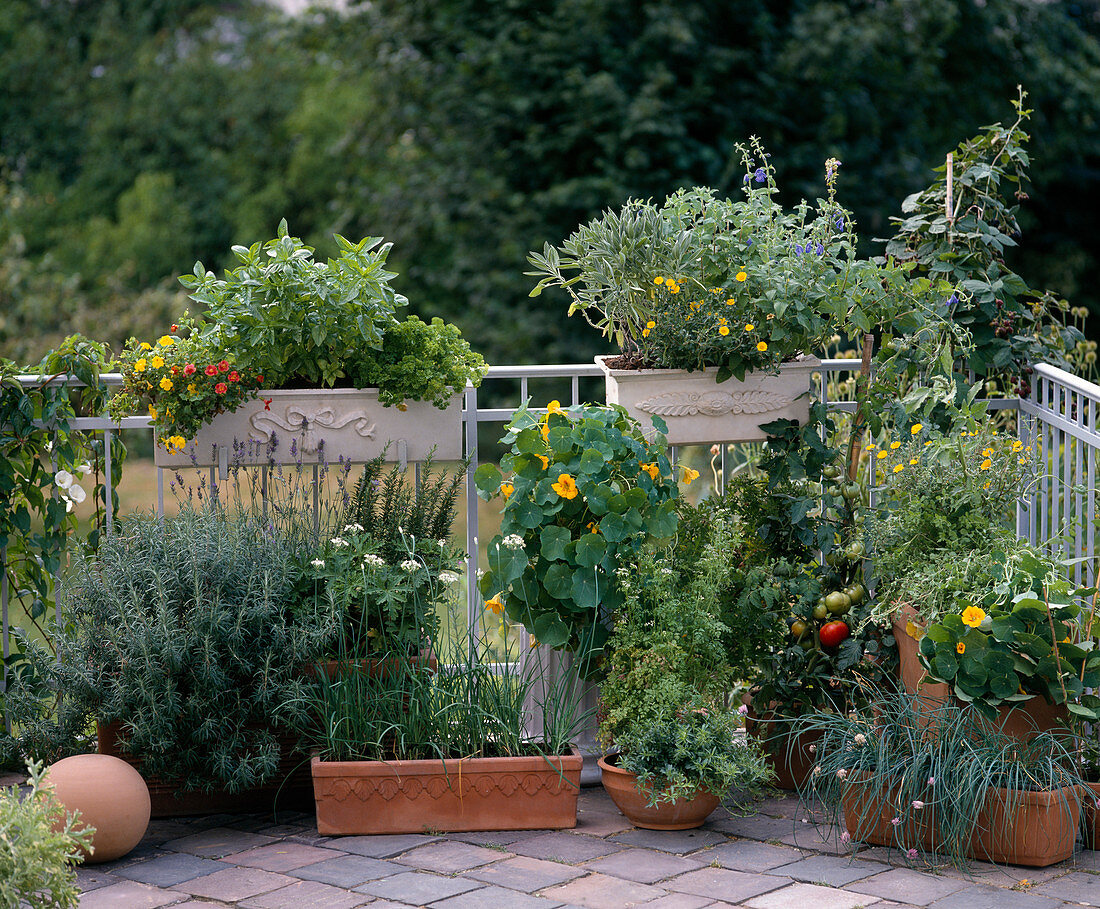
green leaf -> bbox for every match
[571,568,602,609]
[533,612,570,648]
[575,533,607,568]
[540,525,571,561]
[542,563,574,599]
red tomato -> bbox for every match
[819,620,850,648]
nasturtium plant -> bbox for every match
[919,547,1100,720]
[475,402,682,656]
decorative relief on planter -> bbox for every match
[154,388,463,469]
[318,770,561,803]
[597,355,820,446]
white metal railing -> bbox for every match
[3,359,1097,724]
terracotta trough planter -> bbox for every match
[598,754,721,830]
[310,747,582,835]
[841,775,1084,867]
[1084,780,1100,850]
[97,721,313,818]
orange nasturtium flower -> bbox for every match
[640,462,660,480]
[485,595,504,616]
[551,473,579,499]
[535,454,549,469]
[682,467,700,485]
[961,606,986,628]
[546,399,564,415]
[500,482,514,499]
[956,642,966,655]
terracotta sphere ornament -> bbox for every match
[45,753,151,863]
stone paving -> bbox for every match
[76,789,1100,908]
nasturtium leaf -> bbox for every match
[597,512,629,543]
[511,499,544,530]
[575,533,607,568]
[473,463,502,496]
[542,562,574,599]
[578,448,605,475]
[540,525,571,561]
[571,568,602,609]
[533,612,569,648]
[648,501,679,539]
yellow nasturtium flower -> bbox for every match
[961,606,986,628]
[682,467,700,485]
[485,595,504,615]
[640,462,660,480]
[546,400,564,415]
[551,473,579,499]
[957,642,966,655]
[500,482,514,499]
[535,454,549,470]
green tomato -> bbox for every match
[822,465,841,479]
[846,583,866,605]
[791,619,809,639]
[825,591,851,613]
[813,604,829,621]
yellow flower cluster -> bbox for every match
[653,275,681,294]
[162,434,187,454]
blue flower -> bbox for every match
[835,218,845,230]
[816,243,824,255]
[743,174,752,184]
[746,238,753,247]
[795,244,804,256]
[754,168,767,183]
[948,294,958,306]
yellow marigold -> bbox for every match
[158,335,174,347]
[1018,457,1027,465]
[551,473,579,499]
[150,355,165,369]
[535,454,549,470]
[961,605,986,628]
[485,595,504,616]
[654,276,665,285]
[893,463,904,473]
[645,321,656,329]
[668,284,680,294]
[909,458,919,465]
[735,270,747,282]
[725,298,735,306]
[719,326,730,336]
[756,341,768,352]
[140,342,153,351]
[642,328,650,337]
[744,323,754,331]
[640,462,660,480]
[890,440,901,450]
[979,458,992,471]
[159,377,173,391]
[500,482,514,499]
[1012,440,1024,452]
[876,450,887,460]
[865,443,877,451]
[911,423,923,435]
[924,440,933,446]
[982,447,994,457]
[956,642,966,655]
[134,358,147,373]
[682,467,700,485]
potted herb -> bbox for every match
[526,141,851,444]
[300,630,589,835]
[596,518,773,829]
[43,508,333,816]
[110,221,487,465]
[801,689,1087,868]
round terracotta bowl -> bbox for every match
[598,754,720,830]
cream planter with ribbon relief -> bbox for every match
[597,355,820,445]
[154,388,464,470]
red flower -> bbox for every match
[170,365,179,375]
[183,363,196,376]
[204,365,218,376]
[217,360,230,373]
[263,398,272,411]
[256,374,264,384]
[215,382,228,395]
[228,370,240,382]
[170,324,179,333]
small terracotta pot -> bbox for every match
[742,696,822,791]
[311,747,582,835]
[598,754,720,830]
[1083,780,1100,850]
[306,652,437,681]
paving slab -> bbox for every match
[763,853,888,887]
[776,823,851,855]
[510,831,622,863]
[292,853,403,887]
[226,841,343,872]
[664,866,792,902]
[464,855,587,891]
[636,894,714,909]
[709,812,796,841]
[1071,851,1100,872]
[237,879,373,909]
[429,883,565,908]
[162,826,279,858]
[743,881,874,909]
[74,866,124,892]
[75,879,184,908]
[583,848,706,884]
[335,833,442,859]
[706,840,806,872]
[925,885,1064,909]
[164,901,228,908]
[1031,870,1100,906]
[355,870,484,904]
[114,852,233,887]
[395,839,507,873]
[450,829,547,847]
[172,866,296,901]
[609,827,728,855]
[540,871,670,908]
[846,868,967,906]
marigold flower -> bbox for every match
[909,458,919,465]
[645,321,655,330]
[744,323,754,331]
[725,298,735,305]
[979,458,992,471]
[640,462,660,480]
[551,473,579,499]
[1012,440,1024,452]
[187,383,197,395]
[204,364,218,376]
[961,605,986,628]
[890,440,901,450]
[653,276,665,285]
[911,423,923,435]
[756,341,768,352]
[215,382,228,395]
[957,642,966,654]
[719,326,730,336]
[150,355,164,369]
[140,342,153,351]
[893,464,903,473]
[736,271,747,282]
[865,443,876,451]
[134,358,147,373]
[158,335,174,347]
[668,282,680,294]
[642,328,650,337]
[876,450,887,460]
[924,440,933,446]
[159,377,173,391]
[1018,457,1027,465]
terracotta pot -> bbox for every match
[743,698,822,791]
[97,721,313,818]
[1084,780,1100,850]
[597,754,720,830]
[311,747,582,835]
[892,607,951,711]
[842,774,1083,867]
[306,652,437,681]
